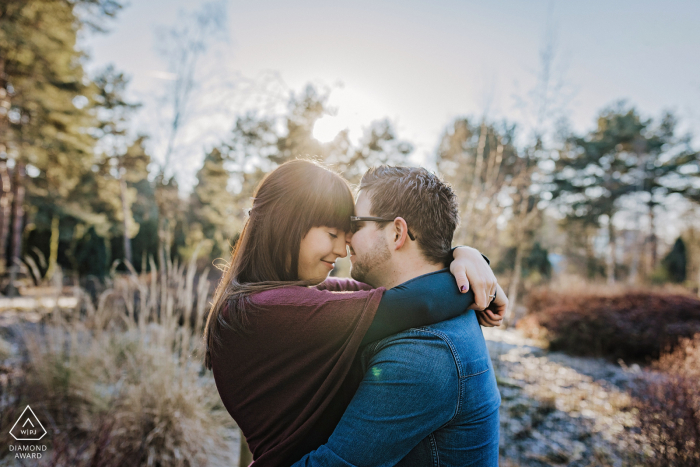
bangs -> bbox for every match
[238,159,355,282]
[301,172,355,233]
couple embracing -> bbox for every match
[204,160,506,466]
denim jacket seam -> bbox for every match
[413,327,464,378]
[464,367,489,379]
[427,433,439,467]
[360,340,382,369]
[361,329,462,425]
[412,327,463,424]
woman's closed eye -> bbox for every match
[329,232,338,239]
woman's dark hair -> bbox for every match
[204,159,354,370]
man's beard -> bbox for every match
[350,238,391,286]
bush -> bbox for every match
[517,286,700,362]
[22,328,236,466]
[0,253,238,466]
[662,237,687,283]
[634,334,700,466]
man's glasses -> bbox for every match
[350,216,416,241]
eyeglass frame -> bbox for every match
[350,216,416,241]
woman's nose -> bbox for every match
[335,237,348,258]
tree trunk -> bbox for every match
[119,175,132,265]
[8,162,25,295]
[505,244,525,327]
[45,215,59,280]
[0,161,11,272]
[606,214,616,285]
[583,230,595,278]
[0,57,10,274]
[461,123,488,241]
[648,199,657,271]
[628,229,641,285]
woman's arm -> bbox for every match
[361,269,475,346]
[315,277,373,292]
[311,247,499,345]
[448,246,498,310]
[318,246,496,299]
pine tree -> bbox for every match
[224,84,412,214]
[635,112,698,268]
[662,237,687,283]
[1,0,95,289]
[186,148,237,261]
[552,104,699,283]
[0,0,123,285]
[330,119,413,185]
[91,65,141,265]
[551,105,643,283]
[117,136,157,273]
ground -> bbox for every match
[484,327,649,467]
[1,316,651,466]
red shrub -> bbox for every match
[518,289,700,362]
[634,335,700,466]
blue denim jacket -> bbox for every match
[292,311,501,467]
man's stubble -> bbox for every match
[350,236,392,286]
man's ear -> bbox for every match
[391,217,409,250]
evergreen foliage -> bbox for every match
[186,148,237,261]
[495,243,552,280]
[550,103,698,282]
[0,0,126,283]
[662,237,687,283]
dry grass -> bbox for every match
[634,334,700,467]
[0,250,238,466]
[0,336,12,361]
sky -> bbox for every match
[83,0,700,194]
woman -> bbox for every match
[204,159,500,466]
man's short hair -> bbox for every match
[359,166,459,264]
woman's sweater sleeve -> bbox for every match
[361,269,475,346]
[444,246,491,267]
[315,277,373,292]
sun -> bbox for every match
[311,85,386,144]
[312,115,347,143]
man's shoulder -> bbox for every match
[361,327,460,388]
[366,312,492,379]
[363,325,454,366]
[369,312,476,346]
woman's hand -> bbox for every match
[476,282,507,327]
[449,246,498,311]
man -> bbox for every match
[292,166,505,466]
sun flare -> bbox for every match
[311,86,386,144]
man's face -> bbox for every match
[349,191,392,286]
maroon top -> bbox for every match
[211,278,384,467]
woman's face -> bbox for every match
[298,226,350,282]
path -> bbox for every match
[483,328,649,466]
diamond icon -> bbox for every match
[9,406,47,441]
